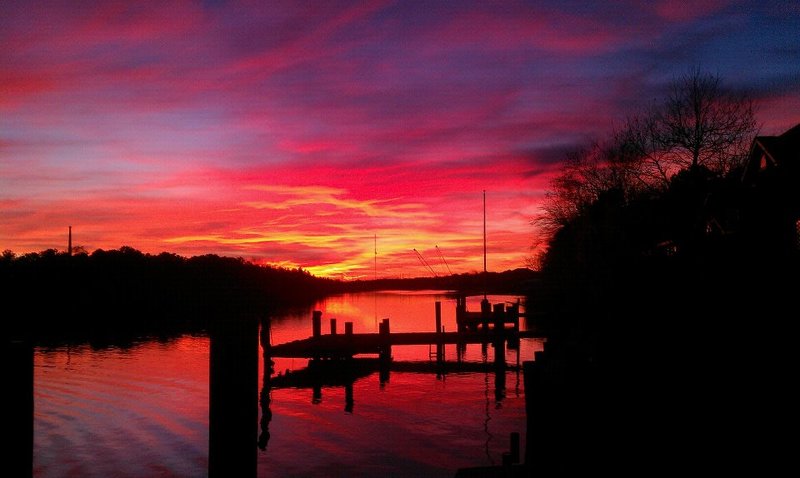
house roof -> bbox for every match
[757,123,800,166]
[743,123,800,183]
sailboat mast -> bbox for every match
[483,190,486,273]
[374,234,377,281]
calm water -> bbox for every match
[34,291,541,477]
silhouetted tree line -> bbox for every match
[341,268,538,295]
[525,72,798,474]
[1,246,339,344]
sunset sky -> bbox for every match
[2,1,798,278]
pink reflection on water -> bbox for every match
[260,292,542,476]
[34,336,210,477]
[33,292,540,477]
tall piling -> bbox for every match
[209,315,258,477]
[5,337,33,477]
[435,301,444,363]
[312,311,322,338]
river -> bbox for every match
[34,291,541,477]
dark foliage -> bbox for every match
[528,119,798,473]
[0,247,338,344]
[339,268,538,295]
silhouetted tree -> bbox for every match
[661,70,757,175]
[537,142,632,236]
[539,71,757,240]
[0,246,342,344]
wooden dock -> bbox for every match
[455,296,524,332]
[269,300,538,359]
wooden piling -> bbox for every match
[379,319,391,362]
[435,301,444,363]
[330,318,337,335]
[209,315,258,477]
[509,300,520,332]
[344,322,353,335]
[481,297,491,331]
[493,303,505,332]
[312,311,322,338]
[5,338,33,477]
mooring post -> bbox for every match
[5,337,33,477]
[456,295,466,332]
[344,322,353,335]
[435,301,444,363]
[330,318,337,335]
[511,300,520,332]
[493,303,505,332]
[209,315,258,478]
[312,310,322,338]
[481,297,491,331]
[379,318,391,363]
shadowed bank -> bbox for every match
[524,122,799,474]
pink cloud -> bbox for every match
[1,1,797,278]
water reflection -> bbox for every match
[208,314,258,477]
[258,335,518,472]
[258,317,273,452]
[29,292,538,477]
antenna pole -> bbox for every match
[68,226,72,256]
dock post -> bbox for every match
[258,318,273,452]
[493,304,506,402]
[379,318,391,363]
[209,314,258,478]
[5,337,33,477]
[435,301,444,363]
[344,322,353,335]
[481,297,491,331]
[312,311,322,338]
[456,295,466,333]
[511,300,520,332]
[493,303,505,332]
[330,318,337,335]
